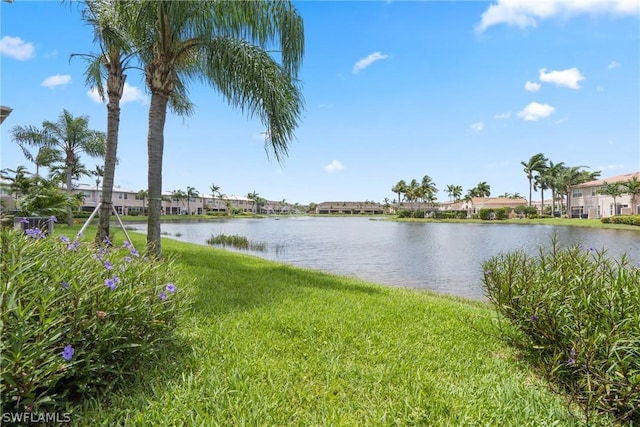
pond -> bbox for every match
[127,217,640,300]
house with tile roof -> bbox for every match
[569,171,640,218]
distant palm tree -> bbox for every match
[247,191,259,213]
[446,185,456,202]
[544,161,564,216]
[137,189,149,214]
[463,192,474,217]
[92,165,104,192]
[171,189,186,215]
[11,109,106,225]
[186,186,199,215]
[0,166,33,199]
[623,176,640,215]
[521,153,548,207]
[599,182,623,216]
[473,181,491,198]
[452,185,462,202]
[391,180,407,210]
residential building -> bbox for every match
[440,197,528,216]
[315,201,384,215]
[569,171,640,218]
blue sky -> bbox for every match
[1,0,639,204]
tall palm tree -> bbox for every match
[391,179,407,210]
[623,176,640,215]
[171,189,186,214]
[137,189,149,214]
[521,153,548,207]
[126,1,304,258]
[247,191,259,214]
[73,0,138,243]
[446,184,456,202]
[0,166,33,199]
[421,175,437,212]
[473,181,491,198]
[210,182,223,212]
[599,181,623,216]
[185,186,199,215]
[463,192,474,217]
[544,161,564,216]
[11,109,106,225]
[92,165,104,191]
[451,185,462,202]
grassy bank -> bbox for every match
[52,225,580,425]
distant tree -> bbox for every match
[521,153,548,207]
[0,166,33,199]
[247,191,259,213]
[463,192,474,217]
[472,181,491,198]
[186,186,199,215]
[92,165,104,191]
[171,189,186,214]
[599,181,623,216]
[11,109,106,225]
[623,176,640,215]
[392,180,407,210]
[137,189,149,214]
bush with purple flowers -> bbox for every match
[0,228,188,414]
[482,237,640,424]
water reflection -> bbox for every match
[127,217,640,300]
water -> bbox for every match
[128,217,640,300]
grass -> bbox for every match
[51,224,582,426]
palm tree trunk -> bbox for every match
[66,160,74,226]
[147,92,169,258]
[97,75,124,244]
[540,188,544,215]
[528,177,533,207]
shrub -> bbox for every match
[601,215,640,226]
[482,238,640,424]
[478,208,507,220]
[0,227,188,414]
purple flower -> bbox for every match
[20,217,29,224]
[568,348,577,364]
[124,256,132,263]
[103,260,113,270]
[103,236,113,246]
[104,278,116,291]
[159,291,167,301]
[530,314,538,323]
[130,248,140,257]
[61,344,75,361]
[25,227,45,239]
[113,275,121,284]
[49,215,58,223]
[60,281,70,290]
[76,231,83,238]
[67,241,80,251]
[484,269,492,275]
[166,283,177,293]
[123,241,131,249]
[60,236,70,243]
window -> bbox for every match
[572,190,583,198]
[135,194,145,200]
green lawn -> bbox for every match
[54,225,581,426]
[395,216,640,231]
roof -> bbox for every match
[0,105,13,125]
[572,171,640,189]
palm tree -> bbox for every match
[391,180,407,210]
[209,182,223,213]
[452,185,462,202]
[171,189,186,214]
[473,181,491,198]
[623,176,640,215]
[0,166,33,199]
[186,186,199,215]
[544,161,564,216]
[599,181,623,216]
[137,189,149,214]
[247,191,259,214]
[11,109,106,225]
[125,1,304,258]
[446,185,456,202]
[521,153,548,207]
[73,0,138,243]
[421,175,437,213]
[463,192,474,217]
[92,165,104,191]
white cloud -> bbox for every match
[608,61,621,69]
[88,82,148,104]
[471,122,484,132]
[494,111,511,120]
[41,74,71,88]
[476,0,640,32]
[352,52,389,74]
[0,35,35,60]
[539,67,585,89]
[524,81,541,92]
[324,160,345,173]
[517,102,555,121]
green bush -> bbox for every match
[432,210,468,219]
[601,215,640,226]
[482,239,640,424]
[0,227,188,413]
[478,208,508,220]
